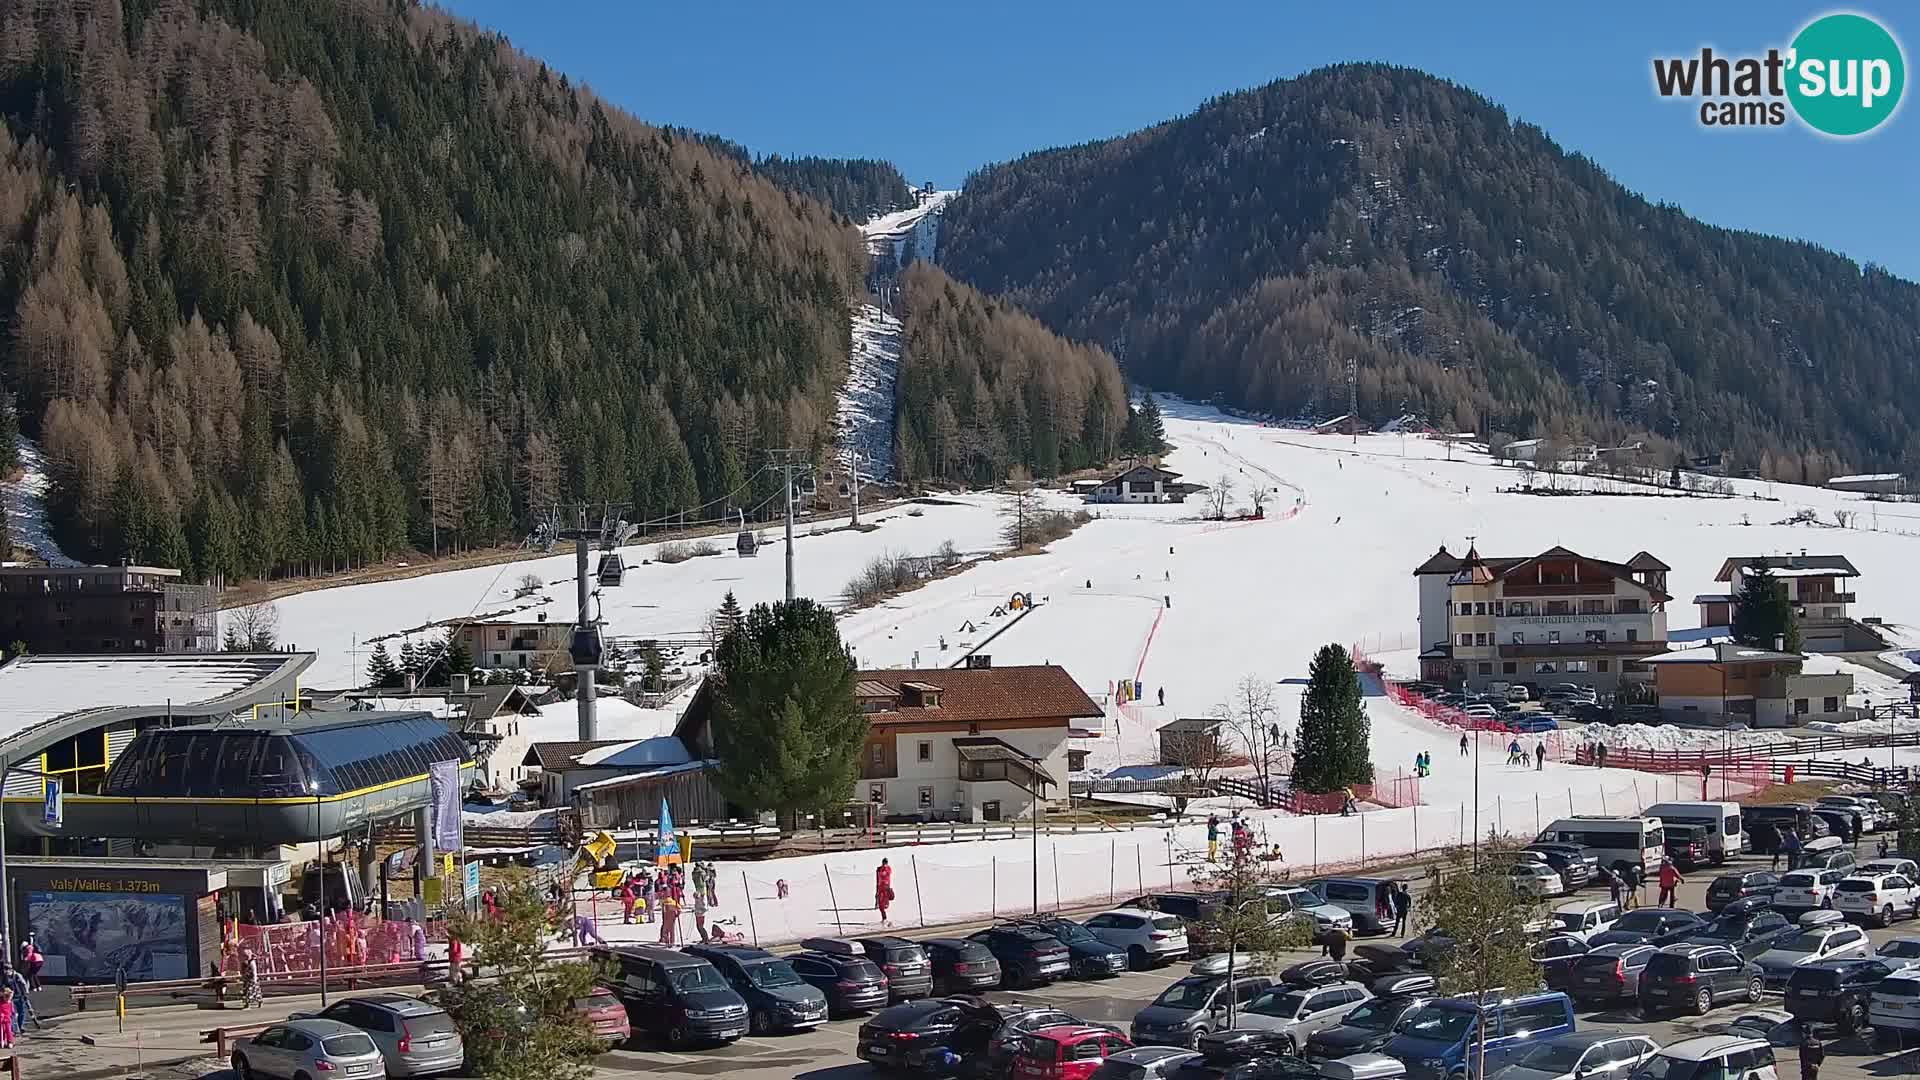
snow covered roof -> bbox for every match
[572,759,714,792]
[574,736,691,768]
[1716,555,1859,581]
[1828,473,1903,484]
[1641,643,1801,665]
[1692,594,1736,604]
[0,652,312,749]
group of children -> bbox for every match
[1205,812,1262,863]
[616,861,727,945]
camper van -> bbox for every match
[1644,802,1744,865]
[1536,816,1666,874]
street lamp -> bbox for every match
[312,779,328,1006]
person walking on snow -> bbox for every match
[876,859,895,925]
[1534,742,1546,770]
[621,877,638,924]
[1207,815,1221,862]
[658,891,681,945]
[1459,733,1469,757]
[1657,859,1685,907]
[1158,687,1165,706]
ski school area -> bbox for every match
[271,396,1920,952]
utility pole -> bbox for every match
[768,451,812,603]
[556,505,621,740]
[849,446,862,528]
[1347,356,1358,446]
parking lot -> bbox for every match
[576,853,1920,1080]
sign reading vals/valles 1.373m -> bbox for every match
[1652,11,1906,135]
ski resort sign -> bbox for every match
[1652,12,1905,136]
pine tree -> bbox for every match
[443,628,474,676]
[640,642,665,691]
[367,641,400,688]
[712,590,744,643]
[1732,567,1802,652]
[1292,643,1373,792]
[399,638,420,680]
[711,598,867,830]
[1139,395,1166,451]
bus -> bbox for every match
[1536,815,1666,873]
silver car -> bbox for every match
[1229,981,1372,1054]
[233,1018,387,1080]
[300,994,464,1077]
[1753,924,1873,989]
[1488,1032,1658,1080]
[1091,1046,1202,1079]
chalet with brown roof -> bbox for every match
[1085,464,1205,504]
[1414,543,1670,692]
[676,660,1102,823]
[1695,552,1879,652]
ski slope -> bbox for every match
[273,397,1920,806]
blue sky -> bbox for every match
[443,2,1917,280]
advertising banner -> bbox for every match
[428,759,463,852]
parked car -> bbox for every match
[1484,1032,1657,1080]
[1384,992,1577,1080]
[1810,810,1858,845]
[1868,967,1920,1047]
[1753,924,1874,990]
[1636,944,1764,1017]
[1258,885,1358,942]
[1815,796,1876,833]
[682,944,830,1035]
[1131,975,1276,1048]
[849,935,937,1001]
[1686,905,1797,959]
[924,937,1004,995]
[1526,846,1598,892]
[1508,861,1564,898]
[1087,908,1193,969]
[1875,937,1920,967]
[1627,1034,1778,1080]
[1772,869,1848,914]
[294,994,463,1078]
[1724,1009,1802,1047]
[1303,978,1436,1061]
[1092,1046,1204,1080]
[1858,858,1920,881]
[231,1019,388,1080]
[1831,872,1920,926]
[1303,879,1407,934]
[858,997,973,1072]
[969,925,1075,988]
[1016,917,1131,980]
[1011,1025,1135,1080]
[1796,838,1856,872]
[789,941,891,1015]
[1531,935,1590,992]
[1231,981,1372,1054]
[574,988,631,1051]
[1783,958,1893,1034]
[979,1004,1095,1076]
[1588,909,1707,948]
[1272,959,1351,987]
[1568,944,1658,1004]
[1663,826,1712,871]
[1705,871,1780,912]
[593,944,750,1048]
[1544,900,1620,944]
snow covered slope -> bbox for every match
[837,303,901,481]
[1,436,77,566]
[861,189,955,261]
[274,396,1920,805]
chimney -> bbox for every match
[1775,635,1785,652]
[404,671,417,693]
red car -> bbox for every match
[1009,1024,1131,1080]
[576,987,631,1049]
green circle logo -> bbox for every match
[1787,12,1906,136]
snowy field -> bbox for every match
[264,397,1920,945]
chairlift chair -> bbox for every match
[735,509,759,557]
[595,553,626,586]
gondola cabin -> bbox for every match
[596,553,626,586]
[736,529,759,557]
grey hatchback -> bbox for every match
[299,995,464,1078]
[233,1018,387,1080]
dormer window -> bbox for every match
[901,681,943,707]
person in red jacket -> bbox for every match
[1657,859,1685,907]
[875,858,895,926]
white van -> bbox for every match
[1644,801,1745,865]
[1535,815,1666,874]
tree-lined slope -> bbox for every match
[0,0,864,578]
[941,63,1920,478]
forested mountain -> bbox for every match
[0,0,867,579]
[941,63,1920,480]
[670,130,915,220]
[893,262,1134,488]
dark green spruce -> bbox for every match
[1293,643,1374,792]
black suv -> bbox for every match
[788,941,890,1015]
[593,945,750,1048]
[966,925,1073,988]
[1303,977,1435,1060]
[1664,825,1711,870]
[1684,906,1795,960]
[1705,871,1780,912]
[1012,916,1128,980]
[1589,908,1707,947]
[849,935,935,1001]
[1637,944,1763,1017]
[1784,959,1893,1034]
[922,937,1002,995]
[1524,844,1596,890]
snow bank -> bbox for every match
[1,436,77,566]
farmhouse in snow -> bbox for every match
[1083,464,1206,504]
